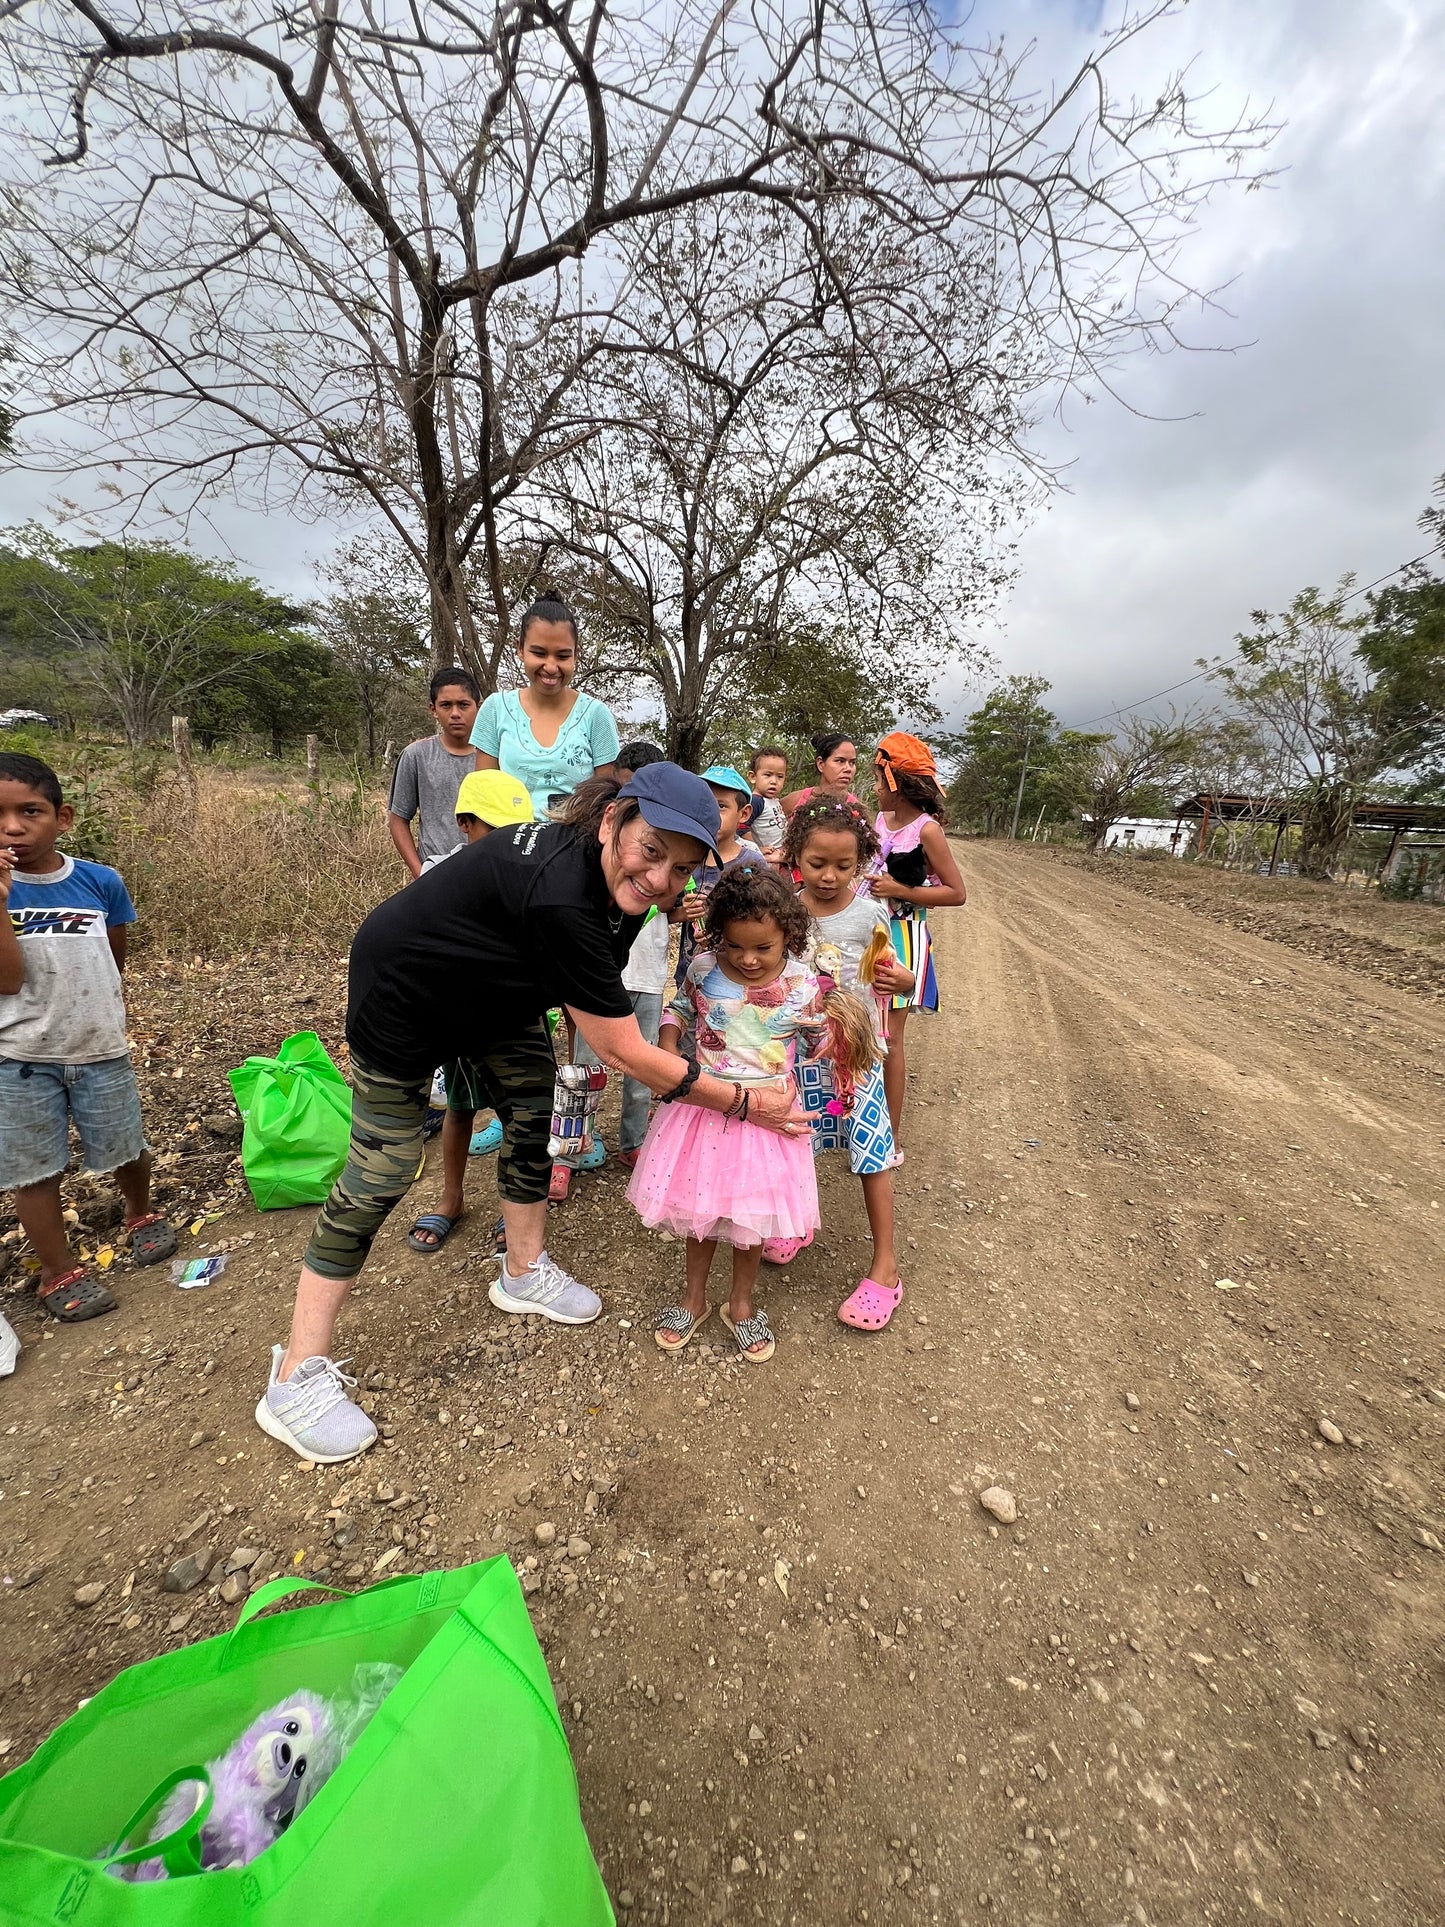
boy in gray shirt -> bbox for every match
[387,667,481,876]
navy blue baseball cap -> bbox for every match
[619,762,721,857]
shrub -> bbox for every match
[98,767,396,954]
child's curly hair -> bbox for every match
[781,794,880,872]
[703,862,811,957]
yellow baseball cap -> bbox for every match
[454,770,534,827]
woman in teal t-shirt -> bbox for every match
[471,594,619,815]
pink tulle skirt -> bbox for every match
[627,1101,819,1249]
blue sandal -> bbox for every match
[408,1212,460,1255]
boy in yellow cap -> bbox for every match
[454,769,533,838]
[408,771,535,1250]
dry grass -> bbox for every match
[96,768,397,957]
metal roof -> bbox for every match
[1173,793,1445,833]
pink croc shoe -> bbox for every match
[761,1230,814,1267]
[837,1276,903,1331]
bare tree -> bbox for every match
[313,534,428,765]
[1080,712,1197,853]
[1180,713,1293,865]
[2,2,1273,675]
[515,193,1015,763]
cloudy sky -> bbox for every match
[945,0,1445,730]
[4,0,1442,739]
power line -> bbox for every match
[1071,549,1438,730]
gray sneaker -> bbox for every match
[254,1347,378,1463]
[488,1250,602,1325]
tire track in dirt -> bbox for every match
[3,848,1443,1926]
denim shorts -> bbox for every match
[0,1054,148,1191]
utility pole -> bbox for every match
[989,720,1040,841]
[1009,723,1036,840]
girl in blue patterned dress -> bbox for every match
[779,797,916,1331]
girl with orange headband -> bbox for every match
[869,733,967,1149]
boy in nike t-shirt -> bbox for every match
[0,753,175,1323]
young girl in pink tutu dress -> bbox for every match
[628,864,827,1363]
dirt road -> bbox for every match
[3,845,1443,1925]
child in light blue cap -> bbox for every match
[673,766,769,977]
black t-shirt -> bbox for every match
[346,822,643,1078]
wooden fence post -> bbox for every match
[171,715,198,819]
[306,733,320,793]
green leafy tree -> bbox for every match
[1209,572,1445,878]
[0,526,317,749]
[1359,566,1445,784]
[942,678,1107,836]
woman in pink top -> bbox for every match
[781,731,859,817]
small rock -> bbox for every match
[1242,1570,1260,1588]
[1425,1388,1445,1408]
[1348,1753,1366,1774]
[14,1564,45,1589]
[332,1517,358,1549]
[168,1609,193,1633]
[225,1547,261,1573]
[1309,1727,1336,1750]
[163,1549,215,1594]
[534,1522,557,1547]
[566,1536,592,1560]
[219,1571,247,1605]
[979,1486,1017,1525]
[731,1855,750,1875]
[202,1112,243,1143]
[1317,1418,1345,1445]
[748,1723,765,1744]
[187,1430,207,1450]
[72,1582,107,1608]
[1415,1528,1443,1552]
[1124,1392,1141,1412]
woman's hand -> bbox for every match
[746,1081,810,1137]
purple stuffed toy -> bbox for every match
[118,1691,337,1880]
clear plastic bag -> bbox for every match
[0,1309,18,1379]
[546,1064,607,1159]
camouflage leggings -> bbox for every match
[303,1026,557,1280]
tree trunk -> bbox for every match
[1297,785,1355,880]
[667,717,710,773]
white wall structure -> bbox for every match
[1098,818,1186,854]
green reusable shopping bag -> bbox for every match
[227,1031,352,1212]
[0,1559,614,1927]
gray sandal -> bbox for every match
[653,1305,712,1352]
[720,1306,775,1362]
